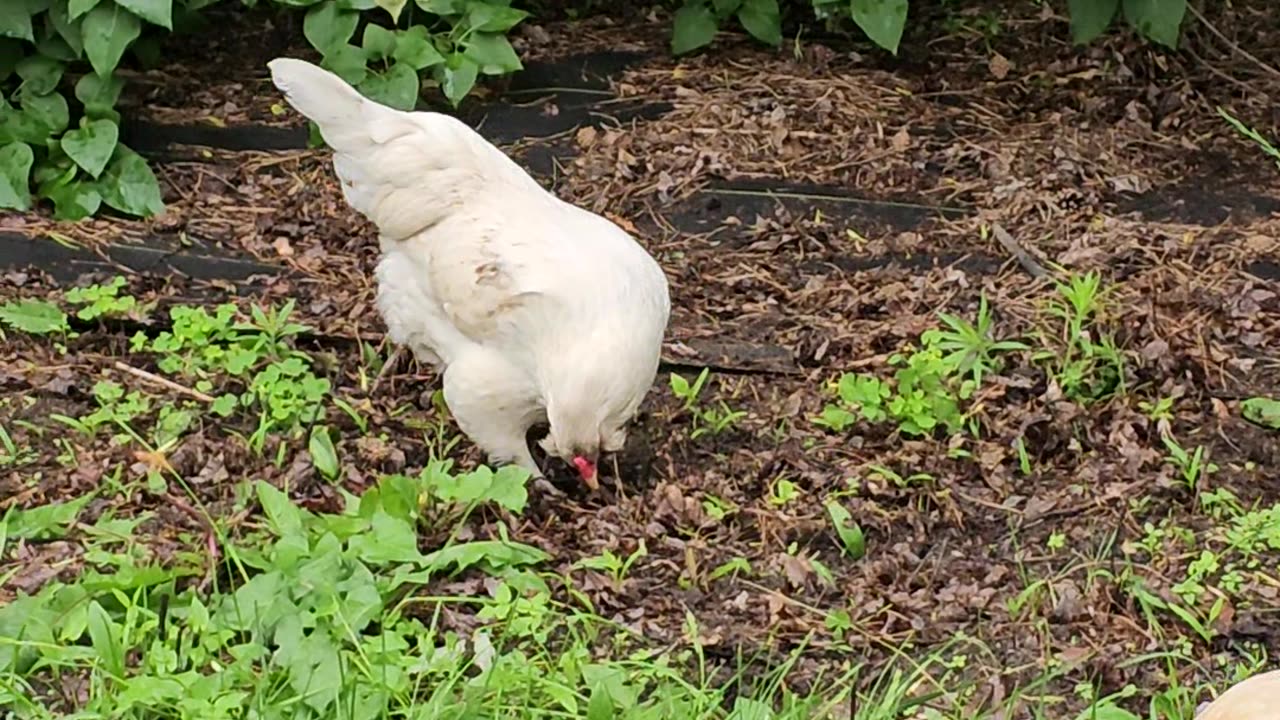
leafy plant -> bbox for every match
[1034,270,1127,403]
[767,476,801,506]
[65,275,142,320]
[824,500,865,559]
[50,379,151,437]
[309,424,340,480]
[301,0,527,110]
[1217,106,1280,171]
[670,368,747,439]
[816,300,1024,437]
[1,0,529,220]
[1161,435,1217,492]
[669,0,1187,57]
[1068,0,1187,48]
[0,298,69,335]
[924,294,1028,385]
[1241,396,1280,430]
[573,540,648,585]
[816,340,974,437]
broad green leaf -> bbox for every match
[1068,0,1118,44]
[824,500,865,559]
[334,563,382,632]
[336,0,376,8]
[373,0,407,21]
[1072,703,1141,720]
[419,539,548,575]
[467,3,527,33]
[68,0,101,19]
[44,181,102,220]
[669,373,690,397]
[255,481,306,539]
[1242,397,1280,430]
[286,629,341,713]
[86,602,124,678]
[850,0,908,54]
[486,465,530,513]
[4,493,89,538]
[308,425,340,480]
[0,3,34,42]
[357,62,418,110]
[20,92,69,135]
[49,1,86,57]
[97,147,163,216]
[16,55,64,96]
[83,2,142,76]
[304,1,358,55]
[439,55,477,106]
[463,32,521,75]
[220,571,291,632]
[728,698,774,720]
[1122,0,1184,48]
[211,394,236,416]
[415,0,460,13]
[2,104,57,145]
[348,510,423,565]
[586,684,614,720]
[393,26,443,70]
[0,142,34,211]
[62,118,118,178]
[361,23,395,60]
[76,71,124,117]
[712,0,742,15]
[319,43,367,86]
[116,0,170,28]
[737,0,781,46]
[672,0,718,55]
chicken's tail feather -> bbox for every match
[267,57,545,240]
[267,58,386,153]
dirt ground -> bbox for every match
[2,1,1279,715]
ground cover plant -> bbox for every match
[2,0,1279,717]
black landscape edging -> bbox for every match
[0,232,283,284]
[122,50,672,157]
[121,98,674,158]
[1112,183,1280,227]
[502,50,653,93]
[670,182,972,236]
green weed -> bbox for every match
[1034,270,1128,403]
[670,368,747,439]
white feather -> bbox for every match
[268,58,671,476]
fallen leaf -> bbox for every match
[989,53,1012,79]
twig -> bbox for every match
[991,223,1048,278]
[1186,4,1280,81]
[112,361,216,403]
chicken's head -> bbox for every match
[540,420,627,492]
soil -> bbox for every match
[3,1,1279,715]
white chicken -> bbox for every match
[1195,669,1279,720]
[267,58,670,490]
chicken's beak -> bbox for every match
[572,456,599,491]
